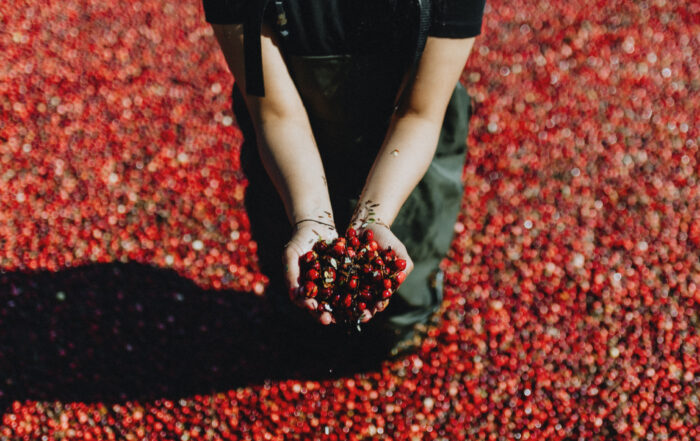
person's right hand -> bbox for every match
[284,220,338,325]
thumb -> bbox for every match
[284,241,303,294]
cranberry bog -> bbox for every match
[1,0,698,440]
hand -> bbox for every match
[349,221,414,323]
[284,220,338,325]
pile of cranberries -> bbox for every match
[297,228,407,326]
[2,0,699,439]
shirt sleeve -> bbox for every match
[202,0,247,24]
[429,0,486,38]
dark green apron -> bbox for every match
[235,45,470,338]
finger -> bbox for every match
[289,286,301,301]
[284,244,301,290]
[391,242,414,276]
[359,309,372,322]
[319,311,333,325]
[303,298,318,311]
[375,300,389,312]
[405,256,415,275]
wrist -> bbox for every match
[350,199,393,230]
[291,200,335,225]
[294,218,336,231]
[291,203,336,233]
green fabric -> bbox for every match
[234,52,470,333]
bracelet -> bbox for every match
[373,220,391,229]
[294,218,336,229]
[351,199,391,230]
[358,219,391,230]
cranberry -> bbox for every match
[332,238,346,255]
[304,281,318,298]
[395,271,407,285]
[305,269,320,280]
[2,0,695,439]
[393,259,407,271]
[302,250,317,264]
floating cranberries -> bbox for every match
[2,0,697,438]
[296,228,406,326]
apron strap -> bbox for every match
[412,0,431,68]
[244,0,271,96]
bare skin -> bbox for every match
[212,23,474,325]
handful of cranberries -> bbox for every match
[296,228,407,327]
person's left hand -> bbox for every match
[348,222,413,323]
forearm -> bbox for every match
[353,37,475,227]
[354,113,442,226]
[212,23,334,226]
[256,116,333,225]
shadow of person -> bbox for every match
[0,262,386,410]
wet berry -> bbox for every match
[302,250,316,264]
[304,281,318,298]
[343,294,353,308]
[305,269,320,280]
[332,238,346,255]
[395,271,407,285]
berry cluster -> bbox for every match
[297,228,407,326]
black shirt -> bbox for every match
[203,0,486,51]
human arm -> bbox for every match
[212,23,333,227]
[212,23,336,324]
[349,37,476,318]
[351,36,475,230]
